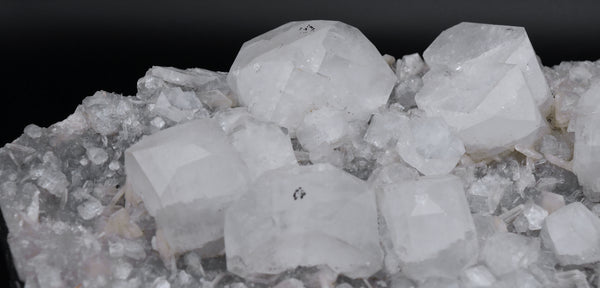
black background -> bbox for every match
[1,0,600,286]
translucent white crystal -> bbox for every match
[423,22,551,113]
[377,174,478,281]
[152,87,209,123]
[395,115,465,175]
[522,201,548,230]
[24,124,43,138]
[225,164,382,280]
[227,20,396,133]
[572,81,600,201]
[86,147,108,165]
[76,198,103,220]
[460,265,496,287]
[125,119,250,254]
[541,202,600,265]
[364,108,407,149]
[416,61,545,159]
[480,232,540,276]
[221,109,298,181]
[296,107,350,152]
[416,23,548,159]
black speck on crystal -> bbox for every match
[293,187,306,200]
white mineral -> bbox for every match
[416,22,548,159]
[377,174,478,281]
[541,202,600,266]
[423,22,551,112]
[225,164,382,280]
[395,114,465,175]
[227,20,396,133]
[2,20,600,288]
[125,119,250,254]
[480,232,540,276]
[571,81,600,201]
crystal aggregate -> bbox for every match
[1,20,600,288]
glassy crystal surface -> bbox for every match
[416,23,548,159]
[571,81,600,201]
[227,20,396,134]
[125,119,250,253]
[541,202,600,266]
[225,164,382,280]
[377,174,478,281]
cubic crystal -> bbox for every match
[377,174,478,281]
[227,20,396,133]
[125,119,250,254]
[225,164,382,280]
[541,202,600,265]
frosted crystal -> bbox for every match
[395,115,465,175]
[480,232,540,276]
[225,164,382,280]
[416,23,548,159]
[522,201,548,230]
[152,87,209,123]
[377,174,478,281]
[82,91,139,136]
[572,81,600,201]
[227,20,396,133]
[364,108,407,149]
[24,124,43,138]
[460,265,496,287]
[76,198,103,220]
[296,107,350,152]
[541,202,600,265]
[125,119,250,254]
[86,147,109,165]
[423,22,551,113]
[218,108,298,180]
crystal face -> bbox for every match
[227,20,397,134]
[225,164,382,280]
[415,23,548,159]
[541,202,600,266]
[376,174,478,281]
[3,20,600,288]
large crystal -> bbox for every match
[480,232,540,276]
[541,202,600,265]
[225,164,382,280]
[415,23,548,159]
[423,22,551,113]
[227,20,396,133]
[571,81,600,201]
[377,174,478,281]
[125,119,250,254]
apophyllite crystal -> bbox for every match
[415,22,549,159]
[5,19,600,288]
[227,20,396,134]
[225,164,382,280]
[376,174,478,281]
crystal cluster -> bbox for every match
[2,20,600,288]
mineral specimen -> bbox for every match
[227,20,396,134]
[416,22,549,159]
[2,20,600,288]
[376,174,478,281]
[224,164,382,280]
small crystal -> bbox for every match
[77,198,104,220]
[480,232,540,276]
[460,265,496,287]
[541,202,600,265]
[86,147,109,165]
[24,124,43,138]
